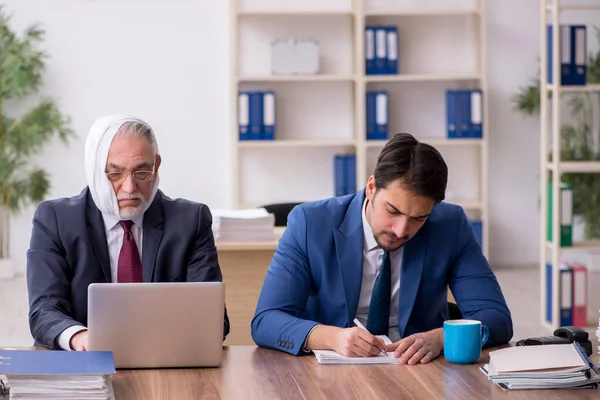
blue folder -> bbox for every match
[334,155,346,196]
[0,350,115,376]
[346,155,356,194]
[249,92,263,140]
[571,25,587,86]
[547,25,573,85]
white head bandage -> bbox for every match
[84,114,160,219]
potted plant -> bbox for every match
[0,7,73,279]
[512,26,600,241]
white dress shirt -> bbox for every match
[56,212,144,350]
[355,198,402,342]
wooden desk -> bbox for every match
[216,228,284,346]
[112,345,599,400]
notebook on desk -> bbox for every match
[313,335,400,365]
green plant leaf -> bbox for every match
[511,75,541,116]
[0,7,46,100]
[5,98,73,157]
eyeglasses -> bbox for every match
[105,165,155,183]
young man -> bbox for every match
[251,133,512,364]
[27,115,229,350]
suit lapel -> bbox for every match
[397,225,427,338]
[334,190,367,325]
[85,191,111,282]
[142,191,164,282]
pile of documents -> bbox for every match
[211,208,275,242]
[0,350,115,399]
[313,335,400,365]
[481,343,600,390]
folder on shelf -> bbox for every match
[334,155,346,196]
[570,263,588,327]
[238,91,250,141]
[571,25,587,86]
[545,263,574,326]
[263,91,275,140]
[446,90,457,138]
[458,90,470,138]
[385,26,398,75]
[469,89,483,138]
[546,181,573,247]
[374,27,387,75]
[375,91,388,140]
[560,266,574,326]
[365,26,376,75]
[249,92,263,141]
[346,155,356,194]
[366,91,377,140]
[547,25,573,86]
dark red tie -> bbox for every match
[117,220,142,283]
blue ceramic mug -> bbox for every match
[443,319,489,364]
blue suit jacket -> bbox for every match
[251,189,513,355]
[26,187,230,349]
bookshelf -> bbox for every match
[230,0,489,256]
[540,0,600,331]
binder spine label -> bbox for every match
[375,92,388,140]
[238,92,249,141]
[386,27,398,74]
[263,92,275,140]
[365,28,375,74]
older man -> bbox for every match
[27,115,229,350]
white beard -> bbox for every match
[118,193,148,220]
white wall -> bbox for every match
[4,0,232,273]
[3,0,596,272]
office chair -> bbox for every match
[261,202,303,227]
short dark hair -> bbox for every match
[373,133,448,203]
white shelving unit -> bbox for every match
[540,0,600,331]
[230,0,489,256]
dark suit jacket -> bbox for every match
[27,187,230,349]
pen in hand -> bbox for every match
[353,318,387,356]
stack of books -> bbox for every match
[211,208,275,242]
[481,343,600,390]
[0,350,115,399]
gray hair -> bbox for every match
[116,121,159,156]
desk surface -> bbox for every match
[112,345,598,400]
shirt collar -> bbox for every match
[362,197,380,252]
[102,211,144,233]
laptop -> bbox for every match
[87,282,225,369]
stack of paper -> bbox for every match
[481,343,600,390]
[313,335,400,365]
[211,208,275,242]
[0,350,116,399]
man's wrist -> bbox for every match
[302,324,320,352]
[57,325,87,351]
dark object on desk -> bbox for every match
[261,203,303,226]
[515,326,593,357]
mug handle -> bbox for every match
[481,325,489,347]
